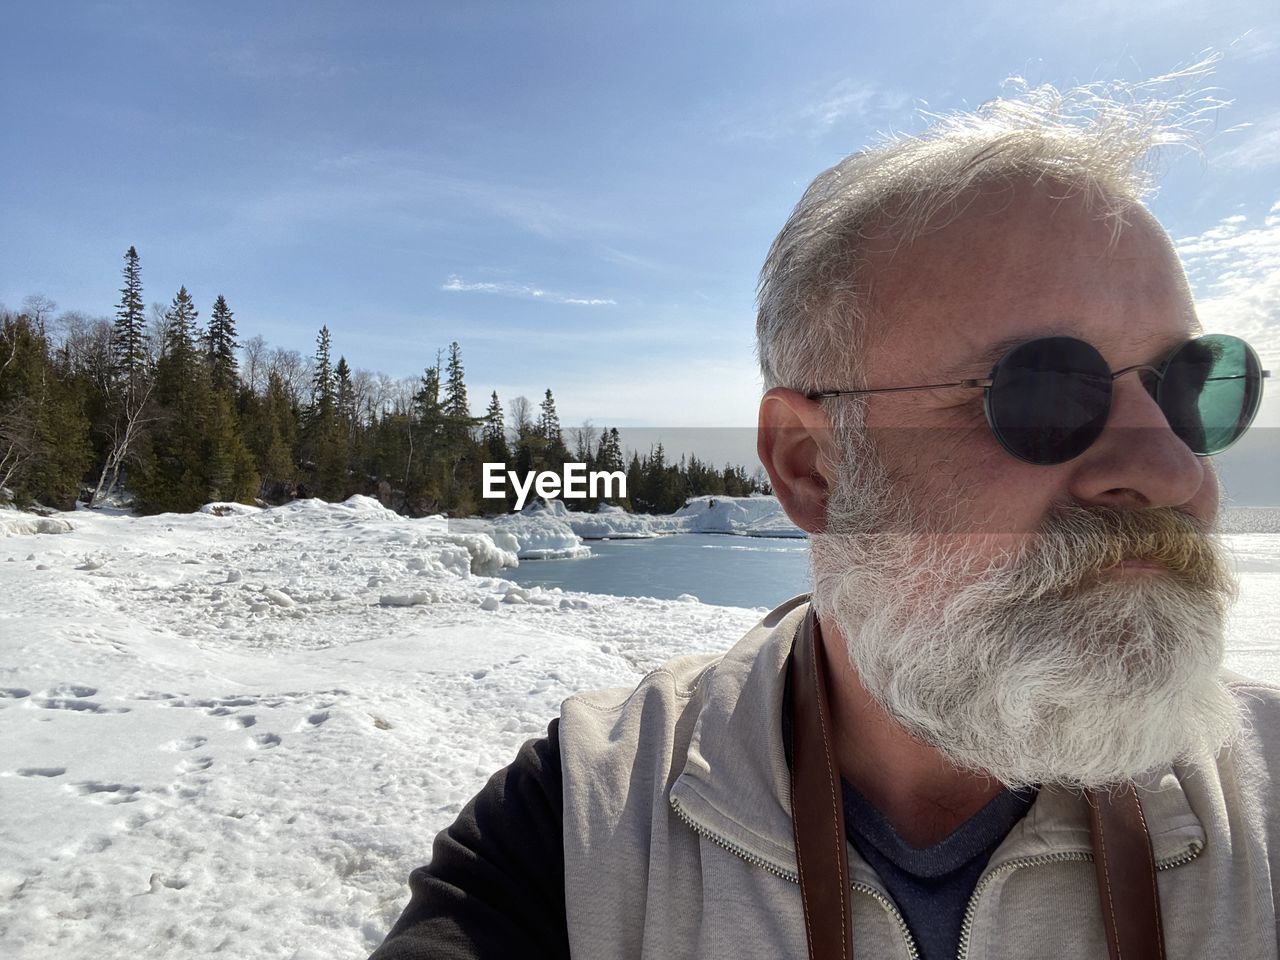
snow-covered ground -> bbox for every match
[0,497,1276,958]
[456,495,804,560]
[0,498,764,958]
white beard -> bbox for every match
[809,441,1241,789]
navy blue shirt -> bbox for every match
[842,778,1037,960]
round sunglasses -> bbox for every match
[809,333,1270,465]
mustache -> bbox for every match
[1012,505,1235,597]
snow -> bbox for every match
[0,498,1276,958]
[462,495,805,547]
[672,495,806,538]
[0,499,763,958]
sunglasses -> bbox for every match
[809,333,1270,465]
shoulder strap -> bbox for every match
[1086,784,1167,960]
[788,608,1166,960]
[790,608,852,960]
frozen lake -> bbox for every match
[506,533,811,608]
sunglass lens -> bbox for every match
[986,337,1113,465]
[1158,334,1264,455]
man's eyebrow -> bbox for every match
[941,335,1037,380]
[941,331,1189,381]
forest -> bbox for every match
[0,247,769,517]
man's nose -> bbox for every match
[1067,374,1209,510]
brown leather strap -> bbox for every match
[1086,784,1166,960]
[790,609,851,960]
[789,610,1165,960]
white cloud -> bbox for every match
[1227,28,1278,63]
[719,78,909,142]
[1213,114,1280,171]
[441,275,616,306]
[1176,200,1280,426]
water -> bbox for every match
[506,534,811,609]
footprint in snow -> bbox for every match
[249,732,281,749]
[33,698,130,714]
[17,767,66,778]
[165,736,207,752]
[177,756,214,774]
[70,781,141,804]
[0,688,31,700]
[39,683,98,699]
[227,714,257,729]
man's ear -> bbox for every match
[757,387,840,534]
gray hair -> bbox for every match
[756,68,1220,394]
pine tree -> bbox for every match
[159,286,199,395]
[538,388,562,444]
[413,360,441,427]
[596,427,624,472]
[443,341,469,422]
[112,246,147,386]
[207,294,239,393]
[311,325,334,418]
[483,390,509,463]
[0,310,92,508]
[243,371,297,501]
[335,357,355,423]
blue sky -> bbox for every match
[2,1,1278,452]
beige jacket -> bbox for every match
[558,596,1280,959]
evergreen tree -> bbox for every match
[243,371,297,501]
[483,391,509,463]
[207,294,239,393]
[596,427,624,472]
[335,356,355,427]
[158,286,199,396]
[301,327,349,501]
[202,388,259,504]
[112,246,147,385]
[311,325,334,418]
[443,341,469,423]
[538,388,562,445]
[538,388,570,474]
[0,310,92,508]
[412,361,441,426]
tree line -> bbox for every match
[0,247,769,516]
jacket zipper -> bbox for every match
[954,840,1204,959]
[672,793,1201,960]
[669,795,922,959]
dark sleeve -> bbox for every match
[368,719,569,960]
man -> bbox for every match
[371,80,1277,959]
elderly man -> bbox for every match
[371,82,1276,959]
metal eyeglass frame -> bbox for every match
[805,336,1271,462]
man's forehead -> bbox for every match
[857,185,1196,381]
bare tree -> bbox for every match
[21,295,56,338]
[146,301,171,365]
[370,372,399,418]
[58,315,113,380]
[350,367,376,426]
[508,395,533,443]
[569,420,596,462]
[241,334,269,395]
[388,375,418,417]
[267,348,310,406]
[87,379,156,507]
